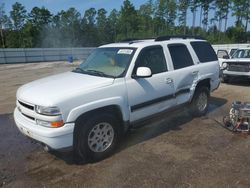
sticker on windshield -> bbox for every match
[117,49,133,55]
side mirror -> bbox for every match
[135,67,152,78]
[222,55,230,59]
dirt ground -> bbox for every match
[0,62,250,188]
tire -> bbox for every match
[74,113,121,163]
[190,87,210,117]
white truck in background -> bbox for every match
[218,48,250,83]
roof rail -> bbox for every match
[119,38,142,44]
[120,38,140,42]
[155,35,205,41]
[120,37,155,44]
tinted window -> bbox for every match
[168,44,194,70]
[191,41,218,62]
[134,46,167,74]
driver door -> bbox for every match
[125,45,176,122]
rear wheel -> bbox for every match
[74,113,120,163]
[191,87,210,117]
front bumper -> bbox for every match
[223,70,250,78]
[14,108,74,150]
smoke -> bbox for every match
[38,24,98,48]
[38,26,76,48]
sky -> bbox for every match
[2,0,145,14]
[2,0,236,29]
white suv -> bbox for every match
[14,36,220,162]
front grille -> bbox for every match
[18,100,34,111]
[21,112,35,121]
[228,64,249,72]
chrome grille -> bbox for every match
[18,100,34,111]
[228,64,249,72]
[21,112,35,121]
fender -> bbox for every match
[66,96,130,123]
[189,74,213,102]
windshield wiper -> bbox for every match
[86,69,115,78]
[73,67,86,73]
[73,68,115,78]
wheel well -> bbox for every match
[75,105,123,125]
[196,78,210,91]
[73,105,124,150]
[190,79,211,103]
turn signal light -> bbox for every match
[51,120,64,127]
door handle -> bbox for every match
[165,78,173,84]
[192,71,199,75]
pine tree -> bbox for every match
[178,0,190,34]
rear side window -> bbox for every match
[168,44,194,70]
[191,41,218,62]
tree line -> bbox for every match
[0,0,249,48]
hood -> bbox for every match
[219,58,250,67]
[17,72,114,106]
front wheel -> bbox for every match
[74,113,121,163]
[190,87,210,117]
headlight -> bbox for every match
[35,105,61,116]
[222,62,228,69]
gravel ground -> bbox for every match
[0,62,249,188]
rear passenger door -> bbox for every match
[168,44,197,105]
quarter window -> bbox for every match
[191,41,218,62]
[168,44,194,70]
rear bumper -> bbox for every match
[14,108,74,150]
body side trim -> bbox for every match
[130,88,190,112]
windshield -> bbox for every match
[73,47,136,78]
[231,49,250,59]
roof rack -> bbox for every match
[120,38,140,42]
[120,37,155,44]
[155,35,205,41]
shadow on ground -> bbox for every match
[0,96,231,187]
[224,77,250,86]
[51,96,227,165]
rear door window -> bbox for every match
[168,44,194,70]
[191,41,218,62]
